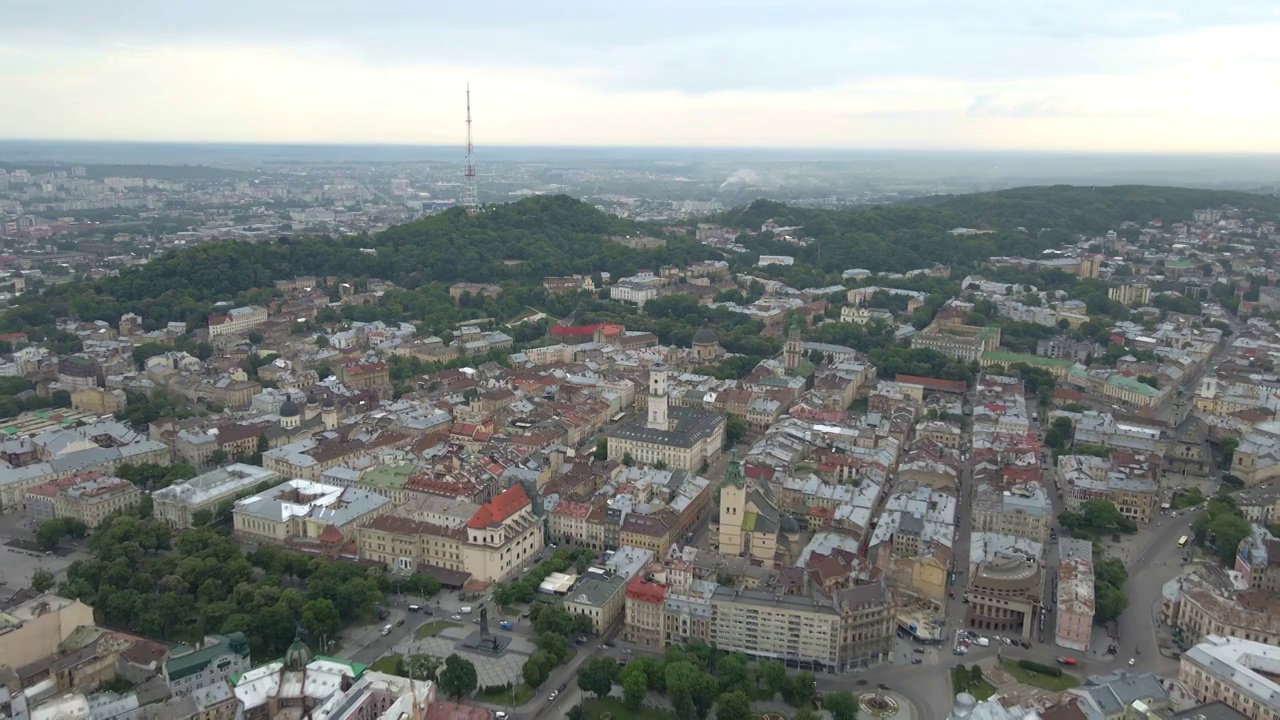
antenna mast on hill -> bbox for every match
[463,84,480,215]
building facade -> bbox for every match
[965,555,1042,639]
[707,582,893,673]
[1180,635,1280,720]
[607,366,725,472]
[207,306,268,338]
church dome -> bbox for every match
[693,326,719,345]
[279,398,300,417]
[306,394,319,406]
[283,637,312,671]
[780,515,801,533]
[321,397,335,409]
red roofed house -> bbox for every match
[462,483,543,582]
[549,323,626,345]
[623,574,668,648]
[895,374,967,395]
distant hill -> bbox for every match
[716,184,1280,275]
[8,185,1278,335]
[8,195,715,331]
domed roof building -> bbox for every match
[279,396,302,430]
[692,323,721,361]
[283,636,313,671]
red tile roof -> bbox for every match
[467,483,530,529]
[896,374,967,394]
[625,575,667,604]
[551,323,603,338]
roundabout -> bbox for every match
[856,691,911,719]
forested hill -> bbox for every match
[721,184,1280,275]
[7,184,1277,333]
[12,195,716,330]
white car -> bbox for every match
[1128,658,1136,666]
[451,614,462,621]
[548,691,559,701]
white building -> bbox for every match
[207,305,268,338]
[1181,634,1280,720]
[153,464,280,529]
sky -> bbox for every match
[2,0,1279,152]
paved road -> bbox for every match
[1113,512,1197,676]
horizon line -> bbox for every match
[2,138,1280,159]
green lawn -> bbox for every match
[950,667,996,700]
[1001,661,1080,691]
[475,684,535,706]
[369,655,401,674]
[414,620,461,639]
[581,699,675,720]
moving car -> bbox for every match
[548,691,558,701]
[451,614,462,621]
[1128,658,1136,666]
[1057,657,1077,665]
[499,621,513,630]
[460,606,473,614]
[380,624,392,636]
[408,605,421,612]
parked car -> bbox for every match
[396,619,405,627]
[911,658,923,665]
[558,683,567,693]
[912,648,924,654]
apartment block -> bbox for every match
[707,581,893,673]
[25,472,141,528]
[207,305,268,338]
[1181,635,1280,720]
[1055,538,1094,652]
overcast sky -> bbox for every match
[2,0,1278,152]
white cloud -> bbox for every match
[0,19,1276,152]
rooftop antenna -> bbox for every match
[463,84,480,215]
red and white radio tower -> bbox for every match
[462,84,479,214]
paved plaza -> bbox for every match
[390,624,535,688]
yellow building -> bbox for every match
[459,484,544,582]
[716,458,781,567]
[563,574,629,635]
[1108,283,1152,308]
[357,515,469,575]
[0,594,95,673]
[708,582,894,672]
